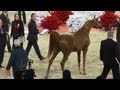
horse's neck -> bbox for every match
[76,22,93,35]
[84,26,92,35]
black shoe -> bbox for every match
[8,51,11,53]
[0,65,4,68]
[40,56,46,61]
[96,76,104,79]
[4,50,7,52]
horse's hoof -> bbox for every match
[83,72,87,75]
[79,71,82,74]
[45,76,48,79]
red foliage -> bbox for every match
[41,16,62,31]
[51,11,73,24]
[41,11,73,31]
[100,11,118,30]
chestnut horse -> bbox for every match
[45,17,102,79]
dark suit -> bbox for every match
[0,13,10,32]
[0,12,11,52]
[18,11,26,24]
[0,28,7,66]
[115,22,120,61]
[10,20,24,48]
[26,19,43,59]
[100,38,120,79]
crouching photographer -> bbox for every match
[5,39,28,79]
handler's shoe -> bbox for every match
[40,56,46,61]
[0,65,4,68]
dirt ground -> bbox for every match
[0,11,119,79]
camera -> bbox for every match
[22,59,36,79]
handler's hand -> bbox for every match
[5,69,11,76]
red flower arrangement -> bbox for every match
[41,16,62,31]
[51,11,73,24]
[100,11,118,30]
[41,11,73,32]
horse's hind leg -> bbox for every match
[60,52,70,71]
[83,48,88,75]
[45,49,60,79]
[77,51,82,74]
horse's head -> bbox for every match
[92,16,103,29]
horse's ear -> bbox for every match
[93,16,98,21]
[86,17,89,21]
[93,15,96,19]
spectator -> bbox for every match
[61,70,72,79]
[6,39,28,79]
[0,19,7,68]
[18,11,26,24]
[10,13,24,49]
[0,11,11,52]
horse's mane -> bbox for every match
[75,20,94,34]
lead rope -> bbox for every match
[115,58,120,73]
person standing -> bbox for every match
[115,17,120,60]
[98,31,120,79]
[26,13,45,61]
[0,19,7,68]
[0,11,11,52]
[18,11,26,24]
[10,13,24,49]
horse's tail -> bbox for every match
[47,32,60,59]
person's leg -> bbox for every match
[6,34,11,52]
[0,47,3,66]
[26,41,32,56]
[117,30,120,57]
[101,64,111,79]
[18,11,22,21]
[13,38,14,49]
[22,11,26,24]
[33,41,45,60]
[112,63,120,79]
[20,42,23,48]
[12,38,16,49]
[0,45,6,67]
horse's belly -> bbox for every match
[72,47,82,52]
[72,41,84,51]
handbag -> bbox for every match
[18,36,25,43]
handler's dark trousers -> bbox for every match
[101,62,120,79]
[26,41,43,59]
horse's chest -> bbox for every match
[72,38,90,51]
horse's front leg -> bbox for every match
[83,49,88,75]
[77,51,82,74]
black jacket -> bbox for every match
[6,47,28,73]
[0,28,7,46]
[27,19,39,41]
[100,38,120,65]
[0,13,10,32]
[115,22,120,42]
[10,20,24,38]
